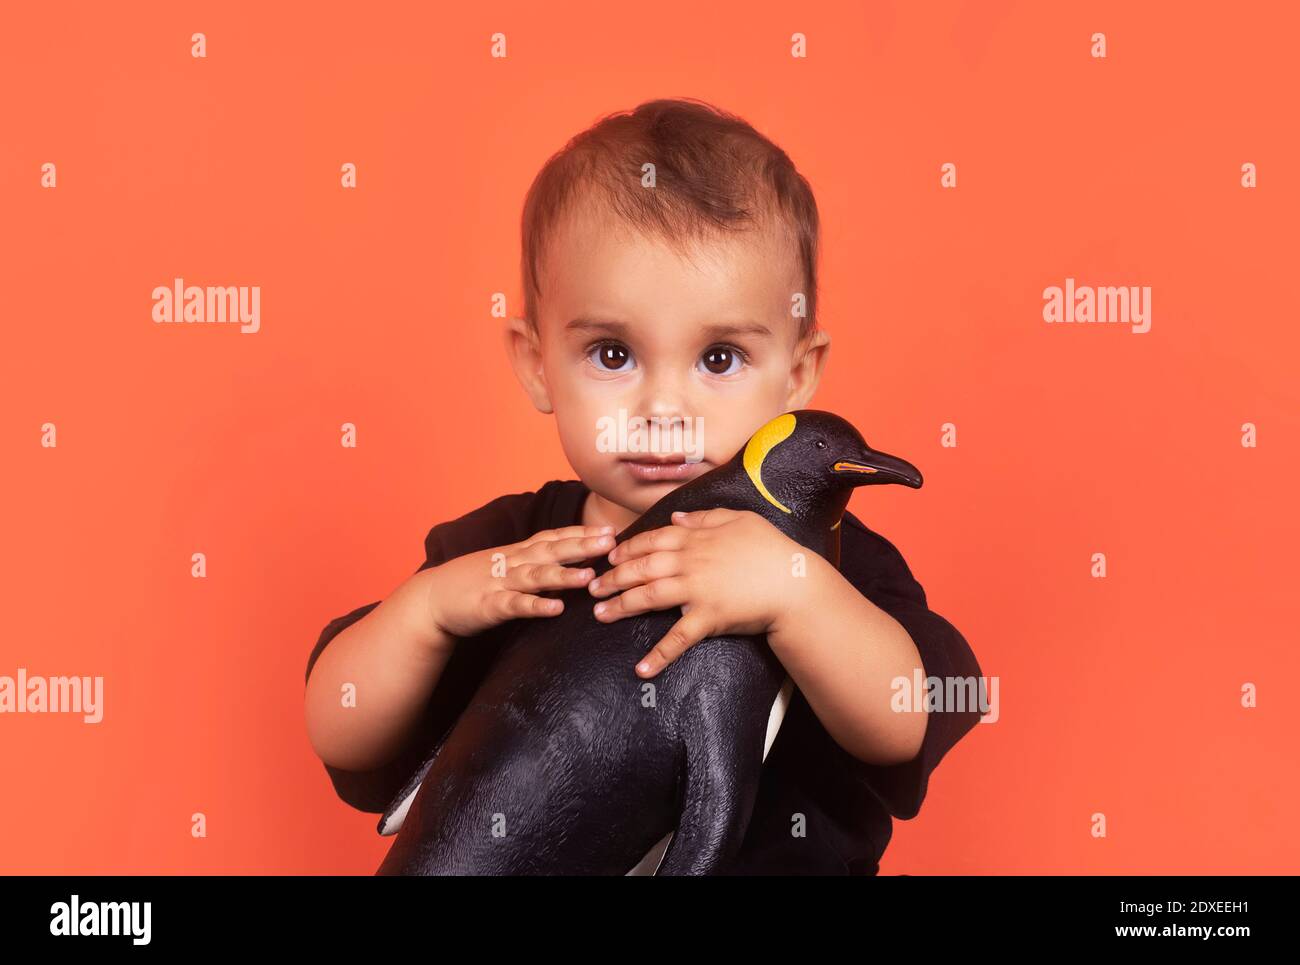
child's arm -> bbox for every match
[765,551,927,766]
[732,515,981,811]
[304,525,615,774]
[821,518,984,819]
[304,567,454,772]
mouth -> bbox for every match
[620,454,710,484]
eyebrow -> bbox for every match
[565,316,774,339]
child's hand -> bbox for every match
[587,508,804,677]
[426,525,616,640]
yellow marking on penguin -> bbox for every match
[833,461,877,474]
[831,516,841,530]
[743,413,797,514]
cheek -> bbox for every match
[554,398,625,475]
[555,408,596,462]
[546,356,627,408]
[550,368,639,437]
[696,386,789,460]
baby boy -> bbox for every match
[304,97,982,875]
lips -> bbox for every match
[624,454,686,465]
[620,454,708,483]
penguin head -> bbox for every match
[740,410,922,516]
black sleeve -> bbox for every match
[304,488,545,815]
[839,522,983,820]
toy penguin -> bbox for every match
[375,409,923,875]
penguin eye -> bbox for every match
[815,439,827,449]
[587,340,635,373]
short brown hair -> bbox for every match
[519,97,820,341]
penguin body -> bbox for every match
[374,409,922,875]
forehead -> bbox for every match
[536,201,802,336]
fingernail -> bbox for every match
[594,602,606,615]
[637,661,651,674]
[600,525,615,533]
[590,578,601,591]
[671,511,685,518]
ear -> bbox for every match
[504,315,554,414]
[785,328,830,409]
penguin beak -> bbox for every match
[833,446,923,489]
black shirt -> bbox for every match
[305,478,983,875]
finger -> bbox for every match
[487,589,564,620]
[507,561,596,593]
[635,609,712,677]
[514,525,615,552]
[606,524,687,565]
[589,551,681,598]
[593,576,688,622]
[669,508,738,528]
[512,531,616,566]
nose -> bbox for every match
[636,371,694,440]
[625,380,708,461]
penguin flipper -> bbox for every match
[376,732,449,837]
[630,674,792,876]
[653,686,762,876]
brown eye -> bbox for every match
[699,345,745,376]
[588,341,634,372]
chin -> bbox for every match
[618,484,671,512]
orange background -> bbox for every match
[2,0,1297,874]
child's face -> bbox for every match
[508,203,829,521]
